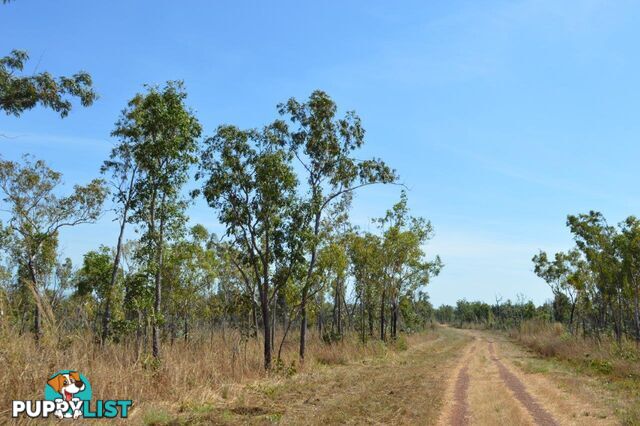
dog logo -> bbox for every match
[12,369,131,420]
[45,370,91,419]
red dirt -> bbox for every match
[488,341,559,426]
[450,365,471,425]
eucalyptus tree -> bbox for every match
[348,231,384,342]
[532,249,588,330]
[616,216,640,341]
[567,212,623,340]
[113,81,202,359]
[0,155,106,341]
[162,224,217,342]
[278,90,397,359]
[0,50,96,118]
[375,191,441,340]
[197,122,300,370]
[1,1,96,119]
[100,131,139,344]
[74,246,115,334]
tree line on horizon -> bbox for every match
[435,212,640,344]
[1,57,442,369]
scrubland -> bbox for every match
[0,327,395,424]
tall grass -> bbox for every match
[510,319,640,379]
[0,326,389,421]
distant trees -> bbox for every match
[375,191,442,340]
[162,225,217,344]
[435,298,541,329]
[533,211,640,342]
[75,246,115,334]
[348,231,384,342]
[532,249,585,329]
[0,156,106,341]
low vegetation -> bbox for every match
[512,320,640,379]
[0,326,391,423]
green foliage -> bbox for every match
[436,298,544,329]
[277,90,399,356]
[0,50,96,117]
[393,334,408,351]
[0,155,106,285]
[322,329,343,344]
[111,81,202,358]
[197,119,300,369]
[75,246,113,298]
[273,359,297,377]
[0,155,106,339]
[531,211,640,341]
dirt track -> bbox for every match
[440,328,615,426]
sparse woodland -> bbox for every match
[3,3,640,423]
[0,50,443,375]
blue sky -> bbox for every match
[2,0,640,306]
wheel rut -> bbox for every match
[488,341,558,426]
[444,329,562,426]
[450,364,471,425]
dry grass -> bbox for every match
[170,327,472,425]
[510,320,640,379]
[506,320,640,425]
[0,326,391,424]
[466,341,534,425]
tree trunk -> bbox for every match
[135,309,143,359]
[300,209,321,360]
[183,313,189,342]
[299,290,307,360]
[634,279,640,342]
[252,300,259,338]
[568,300,576,335]
[27,258,40,343]
[102,166,136,345]
[391,299,398,340]
[361,293,366,344]
[337,280,343,335]
[368,307,374,337]
[152,194,166,360]
[271,288,276,353]
[380,287,386,341]
[259,285,272,370]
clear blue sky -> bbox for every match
[2,0,640,306]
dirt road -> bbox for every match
[163,327,618,425]
[438,328,616,426]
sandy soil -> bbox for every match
[440,328,617,426]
